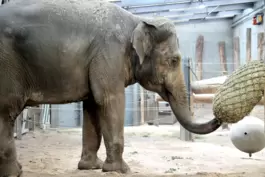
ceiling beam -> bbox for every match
[124,0,258,14]
[121,0,189,7]
[170,10,242,21]
[135,4,251,17]
[173,17,233,24]
[215,10,243,17]
[173,15,236,24]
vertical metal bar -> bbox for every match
[140,86,145,125]
[263,88,265,132]
[16,114,22,140]
[180,57,192,141]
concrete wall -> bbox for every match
[50,103,82,128]
[176,19,234,79]
[124,84,141,126]
[233,11,265,65]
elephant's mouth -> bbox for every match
[158,89,171,102]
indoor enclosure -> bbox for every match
[2,0,265,177]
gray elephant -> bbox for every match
[0,0,222,176]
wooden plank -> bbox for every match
[246,28,252,62]
[258,32,264,61]
[191,76,227,94]
[195,35,204,80]
[191,84,219,94]
[233,37,240,70]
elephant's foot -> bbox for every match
[102,159,130,174]
[78,156,103,170]
[0,160,22,177]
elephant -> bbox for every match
[0,0,222,176]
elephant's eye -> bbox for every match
[172,57,178,63]
[170,56,180,66]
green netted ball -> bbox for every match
[213,60,265,123]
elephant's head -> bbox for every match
[131,17,222,134]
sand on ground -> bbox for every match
[16,123,265,177]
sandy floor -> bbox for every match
[14,103,265,177]
[16,124,265,177]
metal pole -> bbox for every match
[180,57,193,141]
[16,113,22,140]
[263,88,265,133]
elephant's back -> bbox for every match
[0,0,133,27]
[212,60,265,123]
[0,0,136,44]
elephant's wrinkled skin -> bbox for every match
[0,0,222,176]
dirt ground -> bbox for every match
[16,104,265,177]
[16,126,265,177]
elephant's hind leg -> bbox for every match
[0,100,25,177]
[78,99,103,170]
[0,115,22,177]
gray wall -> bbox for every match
[176,19,234,79]
[233,11,265,65]
[124,84,141,126]
[50,103,82,128]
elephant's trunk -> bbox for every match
[168,91,222,135]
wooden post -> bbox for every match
[258,32,264,61]
[218,41,228,75]
[233,37,240,70]
[195,35,204,80]
[246,28,252,62]
[140,86,145,125]
[180,58,192,141]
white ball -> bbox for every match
[230,116,265,156]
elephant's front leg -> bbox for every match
[0,113,22,177]
[98,92,130,173]
[78,99,103,170]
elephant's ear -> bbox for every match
[131,21,157,65]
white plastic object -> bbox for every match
[230,116,265,157]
